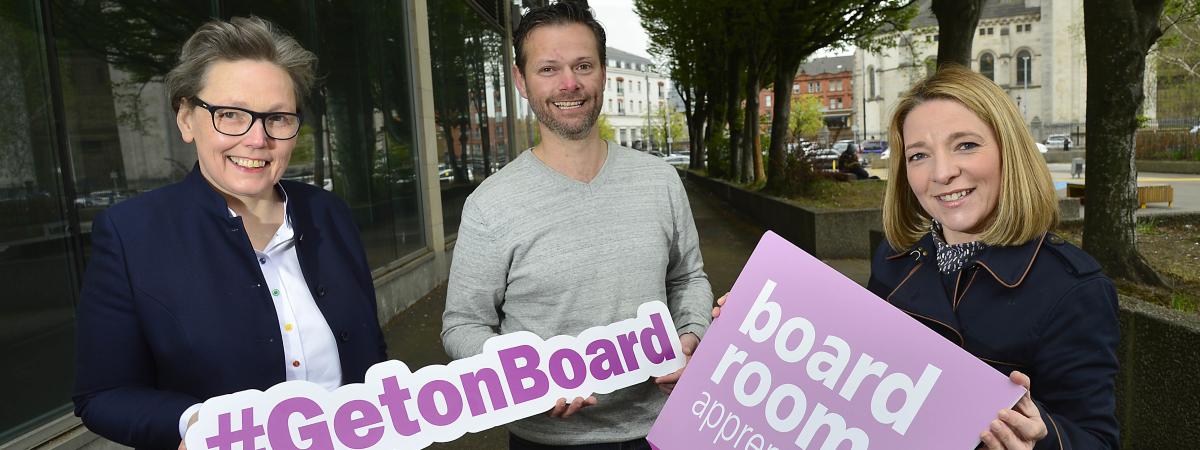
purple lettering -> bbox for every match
[417,380,464,426]
[499,345,549,404]
[377,376,421,436]
[616,331,642,371]
[332,400,384,449]
[549,348,587,389]
[266,397,332,450]
[586,339,625,380]
[460,368,509,416]
[640,313,677,364]
[204,408,264,450]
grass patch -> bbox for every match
[1057,221,1200,314]
[782,178,887,210]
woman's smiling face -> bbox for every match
[902,99,1002,245]
[177,59,297,201]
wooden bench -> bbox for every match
[1138,184,1173,208]
[1064,183,1173,208]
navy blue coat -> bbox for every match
[73,167,387,449]
[868,232,1119,450]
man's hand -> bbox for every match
[548,396,598,418]
[653,332,700,394]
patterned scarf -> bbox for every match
[931,221,987,274]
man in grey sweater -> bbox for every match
[440,2,712,448]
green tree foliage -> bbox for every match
[640,0,914,190]
[649,108,685,152]
[597,114,616,142]
[1156,0,1200,123]
[789,95,824,140]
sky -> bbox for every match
[590,0,654,59]
[589,0,853,64]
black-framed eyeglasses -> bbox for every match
[189,96,302,140]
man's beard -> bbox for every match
[530,96,602,141]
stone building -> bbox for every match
[854,0,1157,145]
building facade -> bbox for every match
[854,0,1155,145]
[0,0,541,447]
[602,47,673,151]
[758,55,856,142]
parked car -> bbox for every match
[880,148,890,160]
[1035,142,1048,153]
[860,140,888,153]
[1044,134,1073,149]
[663,154,690,167]
[1190,124,1199,135]
[805,148,840,170]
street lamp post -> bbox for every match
[1021,55,1030,122]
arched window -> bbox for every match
[980,53,995,81]
[1016,50,1032,86]
[867,66,876,98]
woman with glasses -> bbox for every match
[72,17,386,449]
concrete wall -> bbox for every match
[679,169,882,259]
[1115,296,1200,448]
[1136,160,1200,174]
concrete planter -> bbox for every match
[678,169,882,259]
[1115,296,1200,448]
[1136,159,1200,174]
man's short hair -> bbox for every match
[513,1,606,74]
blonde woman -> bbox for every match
[712,65,1117,449]
[868,66,1118,449]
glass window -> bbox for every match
[980,53,995,81]
[0,0,90,440]
[1016,50,1032,86]
[868,66,876,97]
[429,1,512,238]
[229,0,426,267]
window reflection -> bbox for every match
[223,0,426,268]
[1,0,426,440]
[430,1,512,237]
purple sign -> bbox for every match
[647,232,1024,450]
[184,302,684,450]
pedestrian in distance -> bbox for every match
[72,17,387,450]
[715,66,1119,450]
[440,2,713,449]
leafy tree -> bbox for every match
[763,0,914,191]
[597,114,616,141]
[789,95,824,140]
[1082,0,1199,285]
[1156,1,1200,123]
[649,107,685,151]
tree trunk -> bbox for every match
[726,53,744,182]
[1082,0,1168,287]
[767,56,802,192]
[691,100,708,170]
[743,67,761,184]
[931,0,984,68]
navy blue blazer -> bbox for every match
[73,166,387,449]
[868,232,1119,450]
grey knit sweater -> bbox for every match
[441,141,712,445]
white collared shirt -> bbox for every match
[179,189,342,438]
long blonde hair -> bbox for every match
[883,65,1057,251]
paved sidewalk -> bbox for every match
[379,180,874,448]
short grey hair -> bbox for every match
[165,16,316,112]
